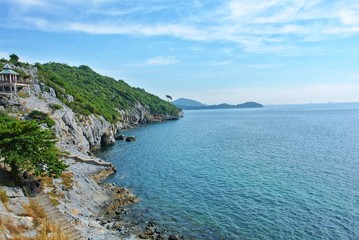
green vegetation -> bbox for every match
[28,110,56,127]
[48,103,63,111]
[36,62,180,123]
[0,113,67,178]
[9,53,19,64]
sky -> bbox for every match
[1,0,359,105]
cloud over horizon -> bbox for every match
[2,0,359,53]
[1,0,359,104]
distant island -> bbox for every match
[172,98,263,110]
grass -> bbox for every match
[22,199,46,225]
[0,216,26,236]
[60,172,74,190]
[34,218,70,240]
[48,189,64,206]
[0,214,71,240]
[0,189,9,204]
[36,175,54,189]
[0,189,10,210]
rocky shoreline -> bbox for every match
[0,64,184,239]
[53,143,185,240]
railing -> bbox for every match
[0,80,30,84]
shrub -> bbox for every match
[0,113,67,178]
[28,110,55,127]
[48,103,63,111]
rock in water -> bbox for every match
[101,130,116,146]
[115,134,126,141]
[125,136,136,142]
[168,236,179,240]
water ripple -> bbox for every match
[99,104,359,239]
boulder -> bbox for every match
[125,136,136,142]
[168,235,180,240]
[115,134,126,141]
[101,130,115,146]
[139,233,149,239]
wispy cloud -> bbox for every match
[337,9,359,25]
[146,56,178,66]
[2,0,359,53]
[246,64,282,69]
[205,60,233,67]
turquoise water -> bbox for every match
[98,103,359,239]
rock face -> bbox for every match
[0,64,183,240]
[12,66,179,152]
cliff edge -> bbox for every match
[0,61,182,239]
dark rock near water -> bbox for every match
[101,130,116,146]
[168,236,180,240]
[115,134,126,140]
[125,136,136,142]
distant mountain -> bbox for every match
[172,98,206,109]
[172,98,263,110]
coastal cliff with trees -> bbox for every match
[0,55,182,239]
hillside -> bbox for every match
[36,62,181,123]
[0,59,184,239]
[171,98,205,108]
[172,98,263,110]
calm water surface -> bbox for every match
[98,103,359,239]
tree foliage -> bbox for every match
[9,54,19,64]
[36,62,181,123]
[0,113,67,178]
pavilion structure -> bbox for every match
[0,63,29,94]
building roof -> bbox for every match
[0,69,19,75]
[3,63,12,69]
[1,63,19,75]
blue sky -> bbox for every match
[1,0,359,104]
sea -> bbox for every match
[97,103,359,240]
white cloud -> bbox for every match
[145,56,178,66]
[205,60,233,66]
[245,64,281,69]
[3,0,359,54]
[337,9,359,25]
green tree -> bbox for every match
[0,113,67,178]
[9,54,19,64]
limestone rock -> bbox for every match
[101,129,116,146]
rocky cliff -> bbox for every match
[11,64,181,153]
[0,62,183,240]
